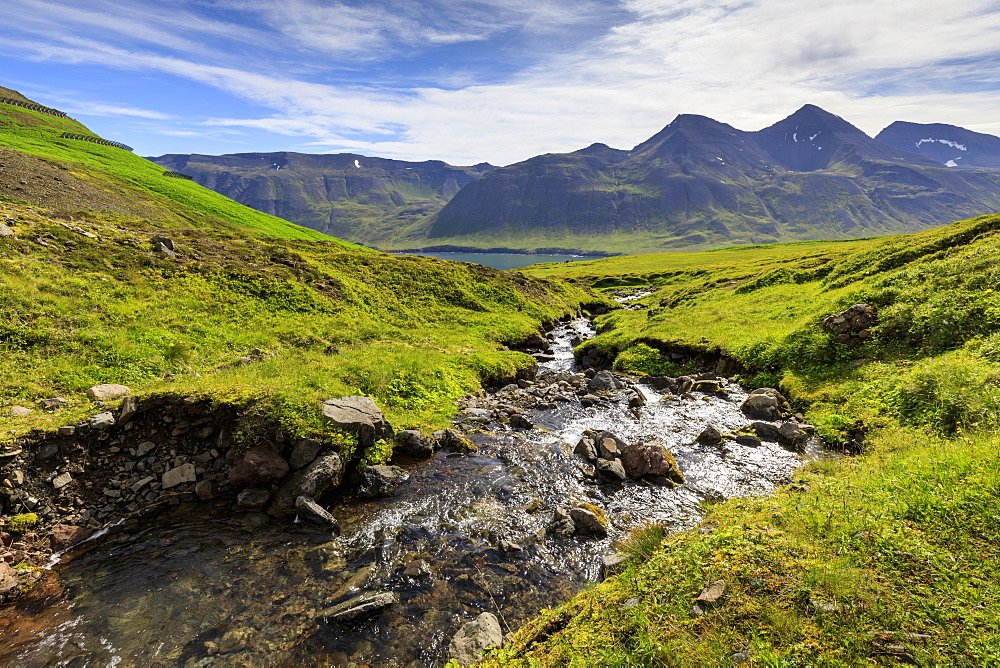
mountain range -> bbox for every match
[151,105,1000,254]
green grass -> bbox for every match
[491,212,1000,665]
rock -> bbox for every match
[735,434,762,448]
[57,425,75,437]
[289,438,322,470]
[751,421,782,441]
[35,443,59,462]
[691,579,726,616]
[0,561,20,596]
[823,304,877,335]
[434,429,475,452]
[547,507,576,539]
[498,540,523,553]
[7,406,32,417]
[619,440,684,484]
[448,612,504,666]
[228,445,289,486]
[597,437,621,460]
[595,458,627,483]
[40,397,68,410]
[601,553,628,579]
[740,393,781,421]
[116,396,139,424]
[268,454,344,517]
[321,396,394,448]
[356,465,409,499]
[321,591,396,623]
[236,488,271,512]
[642,376,678,392]
[570,504,609,537]
[162,463,197,489]
[579,394,602,407]
[696,425,723,445]
[136,441,157,457]
[49,524,94,551]
[86,384,131,402]
[151,235,174,250]
[520,333,551,351]
[777,421,808,452]
[588,370,623,393]
[51,472,72,489]
[194,480,217,500]
[403,559,431,578]
[89,412,115,429]
[395,430,436,458]
[692,380,724,394]
[510,413,533,429]
[294,495,341,533]
[3,470,24,487]
[573,435,598,462]
[0,223,15,238]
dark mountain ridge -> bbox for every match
[876,121,1000,170]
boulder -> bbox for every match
[268,454,343,517]
[740,393,781,421]
[194,480,217,500]
[573,435,598,462]
[395,430,436,458]
[321,396,393,448]
[510,413,534,430]
[751,387,788,405]
[434,428,475,452]
[642,376,678,392]
[696,425,723,445]
[0,561,19,596]
[289,438,322,470]
[823,304,877,335]
[570,504,609,538]
[776,422,809,452]
[116,396,139,424]
[547,507,576,539]
[734,434,762,448]
[86,384,131,401]
[295,495,341,534]
[321,591,396,624]
[448,612,504,666]
[692,380,725,395]
[588,370,623,393]
[0,223,15,238]
[751,421,782,441]
[228,445,289,486]
[595,458,627,483]
[619,440,684,484]
[89,412,115,429]
[356,465,409,499]
[7,406,32,417]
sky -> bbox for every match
[2,0,1000,166]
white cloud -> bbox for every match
[4,0,1000,164]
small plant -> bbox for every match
[616,522,669,563]
[6,513,39,533]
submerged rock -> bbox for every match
[320,591,396,624]
[236,488,271,511]
[295,495,341,534]
[268,454,343,517]
[448,612,504,666]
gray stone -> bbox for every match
[777,421,808,451]
[510,413,533,429]
[35,442,60,462]
[573,436,598,462]
[735,434,762,448]
[588,370,623,393]
[89,412,116,428]
[751,421,782,441]
[595,458,627,483]
[236,488,271,511]
[547,507,576,539]
[162,463,197,489]
[740,393,781,421]
[58,425,76,437]
[51,472,72,489]
[194,479,217,500]
[289,438,322,470]
[295,495,341,534]
[0,223,15,238]
[403,559,432,578]
[8,406,32,417]
[449,612,504,666]
[601,553,628,579]
[321,396,393,448]
[116,396,139,424]
[356,465,409,499]
[321,591,396,623]
[691,579,726,616]
[268,454,344,517]
[136,441,157,457]
[86,384,131,402]
[395,430,436,458]
[130,476,155,492]
[570,505,609,538]
[597,437,621,460]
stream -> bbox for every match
[0,319,816,666]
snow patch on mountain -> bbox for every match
[916,138,968,151]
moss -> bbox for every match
[576,502,608,529]
[6,513,39,533]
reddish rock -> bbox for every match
[619,440,685,484]
[49,524,95,552]
[228,445,289,486]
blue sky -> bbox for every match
[2,0,1000,165]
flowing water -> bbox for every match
[0,320,815,666]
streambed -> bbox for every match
[0,320,815,666]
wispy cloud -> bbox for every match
[3,0,1000,164]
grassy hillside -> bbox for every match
[0,89,604,443]
[492,214,1000,665]
[0,91,334,242]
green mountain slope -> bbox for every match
[148,151,494,244]
[492,213,1000,665]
